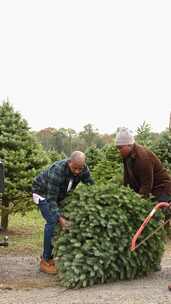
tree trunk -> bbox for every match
[1,200,9,231]
[1,211,9,230]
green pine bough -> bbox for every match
[53,183,166,288]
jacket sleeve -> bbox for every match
[123,161,129,186]
[46,167,62,220]
[137,158,153,197]
[81,166,95,185]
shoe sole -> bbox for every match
[40,268,57,275]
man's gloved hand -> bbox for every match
[58,216,72,230]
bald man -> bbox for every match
[32,151,94,274]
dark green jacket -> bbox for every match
[32,159,94,210]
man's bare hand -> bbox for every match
[59,216,72,230]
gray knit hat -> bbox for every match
[115,127,135,146]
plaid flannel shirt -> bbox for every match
[32,159,94,218]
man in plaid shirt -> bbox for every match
[32,151,94,274]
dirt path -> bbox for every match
[1,243,171,304]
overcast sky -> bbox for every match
[0,1,171,134]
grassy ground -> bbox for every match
[0,208,44,256]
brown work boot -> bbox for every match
[48,258,55,266]
[40,258,57,274]
[40,256,55,266]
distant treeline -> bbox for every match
[33,122,163,156]
[33,124,115,156]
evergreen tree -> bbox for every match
[85,145,103,171]
[0,101,49,229]
[135,121,154,148]
[153,129,171,172]
[47,149,66,163]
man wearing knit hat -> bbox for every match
[115,127,171,285]
[115,127,171,201]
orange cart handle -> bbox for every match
[130,202,170,251]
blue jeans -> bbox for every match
[38,199,59,261]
